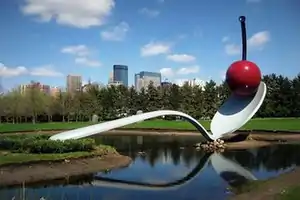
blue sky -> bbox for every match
[0,0,299,90]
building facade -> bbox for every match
[113,65,128,87]
[66,75,82,94]
[50,87,61,98]
[19,82,51,95]
[135,71,161,92]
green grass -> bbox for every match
[0,145,116,166]
[0,118,299,133]
[276,185,300,200]
[230,180,267,194]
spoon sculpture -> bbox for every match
[50,16,267,142]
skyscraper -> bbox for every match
[113,65,128,87]
[108,71,114,84]
[135,71,161,92]
[66,75,82,94]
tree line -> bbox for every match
[0,73,299,124]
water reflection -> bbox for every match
[1,135,300,200]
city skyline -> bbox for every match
[0,0,299,91]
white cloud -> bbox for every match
[159,65,200,78]
[138,8,160,18]
[30,65,64,77]
[225,44,241,55]
[61,45,90,56]
[222,36,229,43]
[100,22,129,41]
[177,65,199,75]
[248,31,270,49]
[166,54,196,63]
[160,67,174,77]
[21,0,115,28]
[0,63,63,77]
[0,63,28,77]
[141,41,171,57]
[75,57,102,67]
[61,45,102,67]
[224,31,270,55]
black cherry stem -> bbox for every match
[239,16,247,61]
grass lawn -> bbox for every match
[276,185,300,200]
[0,145,116,166]
[0,118,299,133]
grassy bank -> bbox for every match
[0,134,116,166]
[0,118,300,133]
[231,167,300,200]
[232,180,300,200]
[277,185,300,200]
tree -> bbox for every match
[0,73,299,123]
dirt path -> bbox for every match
[231,167,300,200]
[0,154,131,187]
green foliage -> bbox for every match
[0,135,95,154]
[277,185,300,200]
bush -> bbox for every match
[0,135,96,154]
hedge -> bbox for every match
[0,135,96,154]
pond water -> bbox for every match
[1,135,300,200]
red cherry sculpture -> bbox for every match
[226,60,261,96]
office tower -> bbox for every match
[113,65,128,87]
[108,71,114,84]
[19,82,51,95]
[50,87,61,98]
[66,75,82,94]
[135,71,161,92]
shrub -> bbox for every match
[0,135,96,154]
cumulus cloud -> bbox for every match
[247,31,271,49]
[224,31,270,55]
[225,44,241,56]
[160,65,200,77]
[61,45,102,67]
[61,45,90,56]
[0,63,63,77]
[21,0,115,28]
[30,65,64,77]
[159,66,205,87]
[0,63,28,77]
[75,57,102,67]
[159,67,174,77]
[138,8,160,18]
[177,65,199,75]
[166,54,196,63]
[222,36,229,43]
[100,22,129,41]
[141,41,171,57]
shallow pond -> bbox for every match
[1,135,300,200]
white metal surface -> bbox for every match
[210,82,266,137]
[50,82,266,141]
